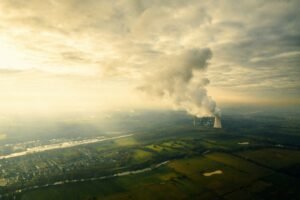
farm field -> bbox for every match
[0,111,299,199]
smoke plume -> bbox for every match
[139,48,221,118]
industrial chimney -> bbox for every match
[214,116,222,128]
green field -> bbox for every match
[0,112,299,200]
[237,148,300,169]
[16,135,300,200]
[19,148,300,200]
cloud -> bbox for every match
[138,48,221,117]
[250,51,300,63]
[0,0,299,110]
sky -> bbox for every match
[0,0,299,116]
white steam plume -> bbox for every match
[138,48,221,118]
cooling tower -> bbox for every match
[214,116,222,128]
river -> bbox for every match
[0,134,134,160]
[0,160,169,199]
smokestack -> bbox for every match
[193,117,196,127]
[214,116,222,128]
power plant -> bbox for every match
[213,116,222,128]
[193,116,222,128]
